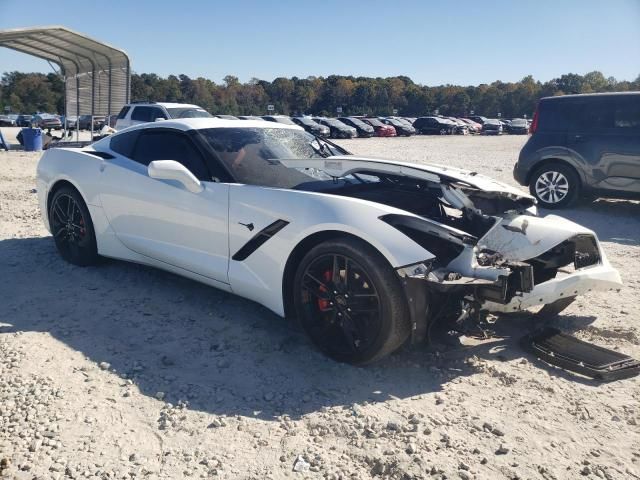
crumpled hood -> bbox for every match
[478,213,597,262]
[280,156,535,211]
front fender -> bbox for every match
[227,185,435,316]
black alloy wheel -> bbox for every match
[49,187,99,266]
[293,238,410,365]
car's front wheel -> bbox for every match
[48,186,99,266]
[293,237,410,365]
[529,163,580,209]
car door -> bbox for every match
[569,96,640,193]
[99,128,230,285]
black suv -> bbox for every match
[514,92,640,208]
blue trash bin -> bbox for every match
[21,128,43,152]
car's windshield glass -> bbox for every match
[271,116,295,125]
[510,119,527,125]
[345,118,367,128]
[365,118,383,127]
[294,117,314,125]
[318,118,342,127]
[197,127,351,188]
[167,108,212,119]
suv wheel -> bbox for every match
[529,163,580,209]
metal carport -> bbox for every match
[0,25,131,121]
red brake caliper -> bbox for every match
[317,269,332,311]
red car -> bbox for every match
[361,117,396,137]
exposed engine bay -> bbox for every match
[286,156,623,342]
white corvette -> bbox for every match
[36,119,622,364]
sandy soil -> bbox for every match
[0,135,639,480]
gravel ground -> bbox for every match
[0,135,639,479]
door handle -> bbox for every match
[573,134,586,143]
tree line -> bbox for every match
[1,70,638,118]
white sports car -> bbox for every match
[36,118,622,365]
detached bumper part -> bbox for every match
[482,263,622,313]
[522,328,640,381]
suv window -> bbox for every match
[131,106,167,122]
[117,106,130,119]
[132,130,210,180]
[614,96,640,129]
[110,130,140,157]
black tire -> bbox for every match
[48,186,99,266]
[529,163,580,209]
[293,237,411,365]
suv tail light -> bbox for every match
[529,104,539,134]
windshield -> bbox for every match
[167,107,212,119]
[510,119,527,126]
[270,116,295,125]
[365,118,383,127]
[294,117,315,126]
[344,118,368,128]
[197,127,350,188]
[317,118,343,127]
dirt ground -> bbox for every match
[0,135,639,480]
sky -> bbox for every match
[0,0,639,86]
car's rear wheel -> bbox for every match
[48,186,99,266]
[293,237,410,365]
[529,163,580,209]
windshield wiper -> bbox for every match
[310,137,331,158]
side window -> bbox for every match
[132,131,210,180]
[579,100,613,130]
[613,97,640,129]
[131,107,152,122]
[116,106,130,119]
[110,130,140,157]
[151,107,168,121]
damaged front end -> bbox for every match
[383,205,622,345]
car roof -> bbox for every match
[114,117,303,133]
[541,91,640,102]
[128,102,203,109]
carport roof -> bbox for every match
[0,25,131,116]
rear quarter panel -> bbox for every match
[37,148,105,231]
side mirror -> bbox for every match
[147,160,203,193]
[154,117,166,122]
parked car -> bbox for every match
[360,117,396,137]
[33,114,62,130]
[466,115,488,125]
[506,118,529,134]
[514,92,640,208]
[77,115,106,131]
[312,117,357,139]
[445,117,470,135]
[459,118,482,133]
[338,117,375,137]
[380,117,415,136]
[413,117,455,135]
[37,118,623,365]
[0,115,15,127]
[262,115,296,125]
[16,115,33,127]
[215,115,238,120]
[61,116,78,129]
[115,102,211,130]
[291,117,330,137]
[482,119,503,135]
